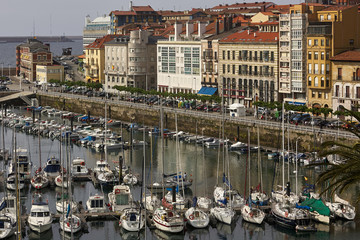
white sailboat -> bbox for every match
[6,173,25,191]
[326,194,356,220]
[0,212,16,239]
[55,174,69,188]
[185,207,209,228]
[59,213,82,234]
[119,208,145,232]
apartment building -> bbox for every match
[218,30,279,107]
[16,39,52,81]
[104,30,161,92]
[331,50,360,112]
[307,5,360,109]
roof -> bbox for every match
[132,5,155,12]
[198,87,217,95]
[211,2,274,11]
[259,11,277,16]
[330,50,360,62]
[111,11,136,16]
[220,30,279,43]
[85,35,120,49]
[320,5,354,12]
[252,21,279,26]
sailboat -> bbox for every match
[6,173,25,191]
[59,213,82,234]
[326,194,356,221]
[28,193,53,233]
[0,212,16,238]
[240,129,265,225]
[30,114,49,190]
[153,98,184,233]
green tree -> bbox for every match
[315,109,360,201]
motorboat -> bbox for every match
[72,157,89,178]
[0,195,16,215]
[104,140,124,151]
[86,193,107,213]
[6,173,25,191]
[153,208,184,233]
[119,208,145,232]
[210,207,235,225]
[130,139,148,147]
[241,204,265,225]
[185,207,209,228]
[93,160,110,175]
[108,185,134,213]
[0,213,16,238]
[43,156,61,177]
[143,194,160,211]
[9,148,32,180]
[205,139,228,148]
[28,194,53,233]
[229,141,247,151]
[31,173,49,190]
[59,214,82,234]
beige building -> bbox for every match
[85,35,118,83]
[104,30,161,92]
[36,65,65,83]
[218,30,279,107]
[251,12,278,23]
[331,50,360,112]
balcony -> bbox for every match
[280,76,290,82]
[280,46,290,52]
[280,36,290,41]
[280,67,290,72]
[353,76,360,81]
[280,56,290,62]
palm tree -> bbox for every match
[315,109,360,201]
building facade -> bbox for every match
[104,30,160,92]
[36,65,65,83]
[218,30,279,107]
[331,50,360,112]
[306,5,360,109]
[84,35,118,83]
[83,15,111,49]
[16,39,52,81]
[278,5,308,104]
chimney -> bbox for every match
[186,21,194,40]
[215,19,219,35]
[198,21,206,39]
[174,22,182,41]
[129,1,133,11]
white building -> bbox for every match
[157,22,210,94]
[278,13,307,104]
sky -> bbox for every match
[0,0,303,37]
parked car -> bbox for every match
[0,86,9,91]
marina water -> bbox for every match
[1,107,359,240]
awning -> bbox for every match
[288,101,306,106]
[197,87,217,95]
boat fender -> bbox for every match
[67,222,70,227]
[342,209,346,213]
[189,214,194,220]
[250,212,253,217]
[115,189,121,194]
[285,211,289,217]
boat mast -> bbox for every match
[60,129,65,240]
[14,129,21,240]
[282,100,285,191]
[38,112,42,172]
[160,96,165,196]
[257,127,263,194]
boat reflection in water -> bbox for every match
[242,219,265,233]
[119,227,145,240]
[152,229,184,240]
[27,227,53,240]
[59,229,83,240]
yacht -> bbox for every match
[97,170,118,187]
[9,148,32,181]
[93,160,110,175]
[72,157,89,178]
[56,193,78,213]
[108,185,133,213]
[6,173,25,191]
[185,207,209,228]
[86,193,107,213]
[153,208,184,233]
[0,213,16,238]
[28,194,53,233]
[31,173,49,189]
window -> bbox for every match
[227,51,230,60]
[326,39,330,46]
[292,40,302,50]
[321,64,325,74]
[326,51,329,60]
[321,39,324,46]
[327,14,331,20]
[308,52,312,60]
[314,77,319,87]
[314,39,318,46]
[232,51,235,60]
[318,92,322,98]
[312,91,316,98]
[326,64,330,74]
[232,65,235,74]
[292,62,302,70]
[227,64,230,73]
[222,64,225,74]
[238,65,242,74]
[308,39,312,46]
[308,76,312,86]
[321,77,324,87]
[314,52,318,60]
[338,68,342,80]
[346,86,350,98]
[335,85,339,97]
[314,64,319,74]
[356,87,360,98]
[308,64,312,74]
[222,50,225,60]
[270,52,274,61]
[320,15,324,21]
[326,77,330,87]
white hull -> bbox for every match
[56,201,78,213]
[28,222,52,233]
[210,207,235,225]
[197,197,212,210]
[153,210,184,233]
[55,175,69,188]
[143,195,160,211]
[59,215,82,233]
[0,213,16,239]
[310,211,330,224]
[241,205,265,225]
[119,209,145,232]
[185,207,209,228]
[123,174,138,185]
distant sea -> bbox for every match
[0,39,83,67]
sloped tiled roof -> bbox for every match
[111,11,136,16]
[85,35,120,49]
[211,2,274,11]
[320,5,354,12]
[220,30,279,43]
[330,50,360,62]
[132,5,155,12]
